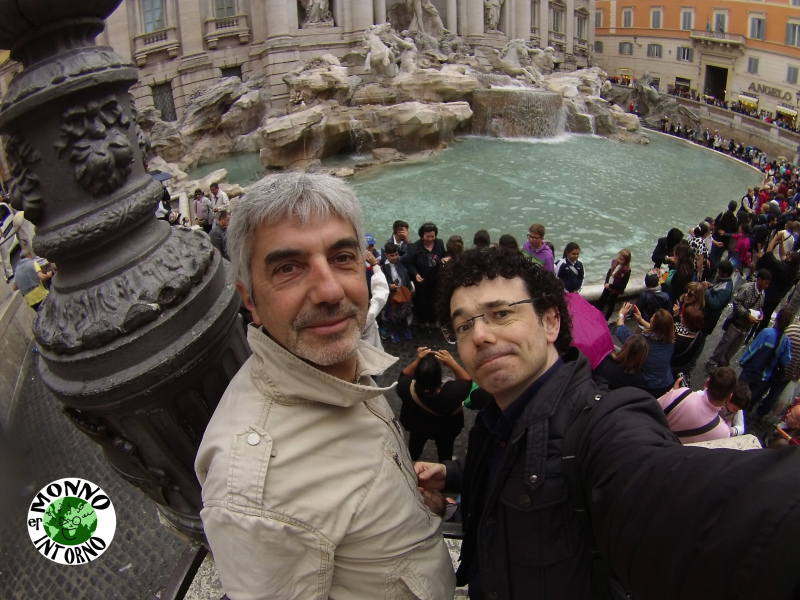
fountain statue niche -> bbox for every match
[472,88,565,138]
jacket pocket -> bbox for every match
[498,473,580,567]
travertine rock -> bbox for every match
[220,90,265,136]
[393,65,480,103]
[180,77,248,139]
[257,101,472,168]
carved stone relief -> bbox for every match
[5,133,44,221]
[54,94,135,196]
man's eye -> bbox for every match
[493,310,512,320]
[276,264,297,275]
[455,322,472,335]
[333,253,356,264]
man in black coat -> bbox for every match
[416,247,800,600]
[754,248,800,333]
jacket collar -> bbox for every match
[246,324,398,407]
[512,347,592,434]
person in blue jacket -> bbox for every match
[555,242,585,293]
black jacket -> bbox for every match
[445,349,800,599]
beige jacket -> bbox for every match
[196,326,455,600]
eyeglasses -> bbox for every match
[527,234,542,240]
[685,292,694,297]
[441,299,534,344]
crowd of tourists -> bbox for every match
[665,88,797,131]
[659,118,769,167]
[368,160,800,452]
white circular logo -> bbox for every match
[27,478,116,565]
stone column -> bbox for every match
[465,0,485,37]
[0,0,250,544]
[446,0,458,33]
[565,0,574,55]
[539,0,550,46]
[265,0,292,38]
[515,0,531,41]
[374,0,387,25]
[347,0,374,33]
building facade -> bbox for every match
[86,0,595,119]
[594,0,800,124]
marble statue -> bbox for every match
[484,0,504,31]
[407,0,447,37]
[530,46,556,74]
[492,39,542,85]
[364,23,399,78]
[300,0,333,24]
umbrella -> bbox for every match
[149,170,173,182]
[565,292,615,370]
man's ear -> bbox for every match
[542,306,560,343]
[236,281,262,326]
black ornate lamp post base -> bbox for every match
[0,2,249,543]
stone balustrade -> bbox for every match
[204,14,251,49]
[133,26,180,66]
[689,29,746,47]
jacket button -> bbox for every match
[529,474,538,483]
[518,494,531,508]
[247,433,260,446]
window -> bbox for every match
[677,46,694,62]
[647,43,662,58]
[619,42,633,55]
[595,10,602,28]
[595,40,603,53]
[786,23,800,47]
[681,10,693,30]
[651,9,662,29]
[142,0,165,33]
[151,82,177,121]
[788,66,799,85]
[215,0,236,18]
[577,16,588,39]
[750,17,766,40]
[794,0,800,6]
[531,1,538,27]
[220,65,242,80]
[622,9,633,28]
[551,9,564,33]
[747,57,759,74]
[714,13,726,33]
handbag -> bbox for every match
[390,284,412,308]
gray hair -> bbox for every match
[228,171,365,296]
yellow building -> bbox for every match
[594,0,800,123]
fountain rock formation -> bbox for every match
[602,73,701,131]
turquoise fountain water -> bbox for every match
[187,132,761,285]
[350,133,761,285]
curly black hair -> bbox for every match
[437,247,573,354]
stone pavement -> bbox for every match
[1,306,783,600]
[0,348,185,600]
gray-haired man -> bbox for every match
[195,172,454,599]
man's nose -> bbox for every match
[308,259,346,305]
[469,316,496,345]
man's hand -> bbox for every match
[415,462,446,492]
[416,274,424,283]
[365,252,378,266]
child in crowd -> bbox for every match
[594,248,632,320]
[719,381,751,437]
[555,242,584,293]
[636,272,671,323]
[380,242,414,343]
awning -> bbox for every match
[738,94,758,106]
[675,77,691,85]
[777,105,798,117]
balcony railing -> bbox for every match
[205,14,250,49]
[549,31,566,47]
[689,29,745,46]
[574,38,588,51]
[133,26,180,67]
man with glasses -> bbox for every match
[416,247,800,599]
[520,222,554,272]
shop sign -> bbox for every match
[748,82,792,102]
